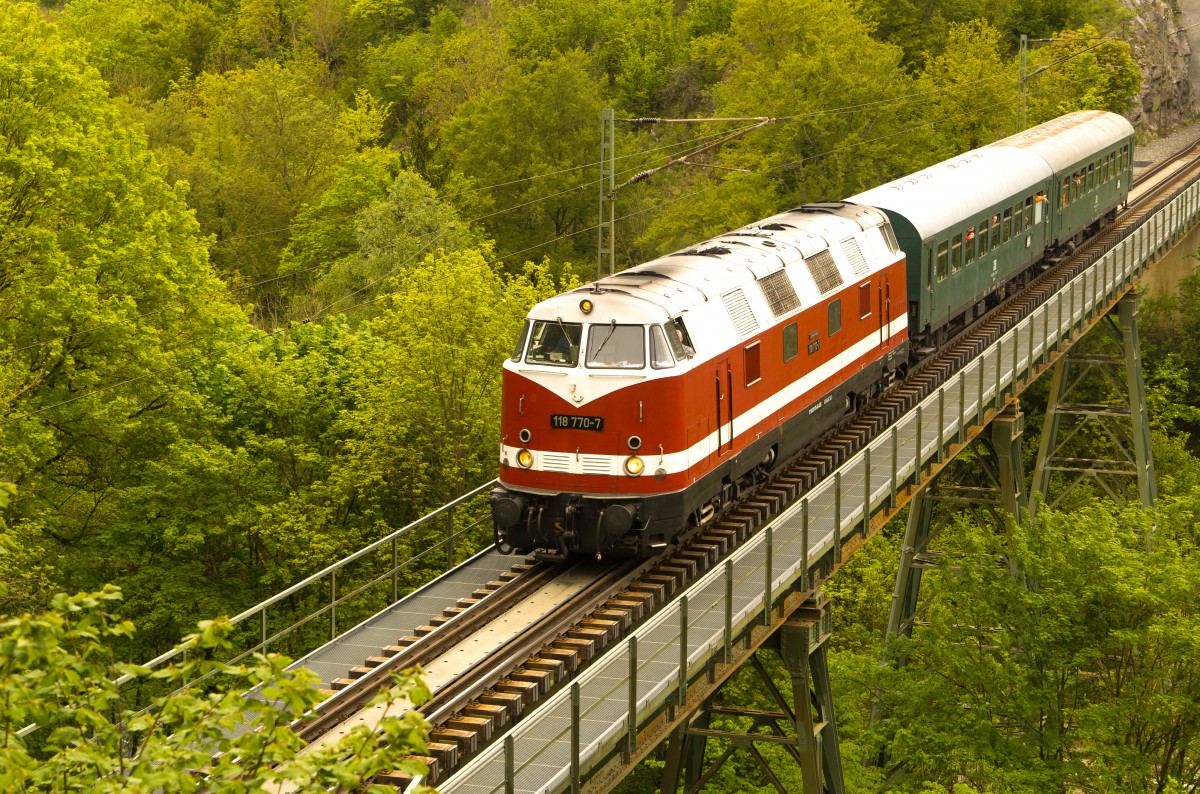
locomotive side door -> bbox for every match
[715,358,733,456]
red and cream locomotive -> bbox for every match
[492,203,909,559]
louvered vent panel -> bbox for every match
[757,270,801,317]
[581,456,612,475]
[805,249,844,294]
[841,236,870,276]
[541,453,571,472]
[721,288,760,337]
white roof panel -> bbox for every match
[987,110,1134,172]
[849,147,1051,241]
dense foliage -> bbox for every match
[0,0,1167,787]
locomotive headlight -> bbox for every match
[623,455,644,477]
[579,298,594,314]
[517,448,534,469]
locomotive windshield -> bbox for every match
[525,320,582,366]
[585,324,645,369]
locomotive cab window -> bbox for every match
[585,323,645,369]
[526,320,582,366]
[744,342,761,386]
[669,318,695,358]
[650,325,675,369]
[828,299,842,336]
[510,319,531,361]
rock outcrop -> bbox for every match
[1120,0,1194,132]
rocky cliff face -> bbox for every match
[1120,0,1195,133]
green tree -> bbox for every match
[0,586,433,792]
[0,3,251,612]
[152,58,389,319]
[913,20,1016,158]
[1027,24,1142,121]
[441,51,606,266]
[57,0,219,101]
[346,251,569,520]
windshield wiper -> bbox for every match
[592,319,617,358]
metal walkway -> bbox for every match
[437,168,1200,793]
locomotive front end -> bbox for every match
[492,289,696,560]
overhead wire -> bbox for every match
[0,40,1129,426]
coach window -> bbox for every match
[783,322,799,362]
[1002,208,1012,242]
[1061,177,1070,207]
[935,241,948,282]
[744,342,761,386]
[991,214,1000,250]
[1012,202,1022,235]
[650,324,675,369]
[1088,163,1095,192]
[965,226,976,265]
[951,234,962,273]
[585,324,645,369]
[828,299,842,336]
[977,220,989,253]
[1024,197,1033,228]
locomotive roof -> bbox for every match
[848,110,1134,242]
[537,203,890,321]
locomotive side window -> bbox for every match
[881,223,900,253]
[650,325,675,369]
[935,241,948,282]
[828,299,842,336]
[951,234,962,273]
[525,320,581,367]
[670,318,695,357]
[744,342,761,387]
[858,283,871,318]
[783,322,799,362]
[511,319,531,361]
[586,324,645,369]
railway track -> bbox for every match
[295,140,1200,787]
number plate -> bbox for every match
[551,414,604,431]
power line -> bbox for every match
[0,43,1133,426]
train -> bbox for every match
[490,110,1136,560]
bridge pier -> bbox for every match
[1032,291,1156,512]
[659,593,845,794]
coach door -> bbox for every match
[715,358,733,456]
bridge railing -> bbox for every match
[438,165,1200,794]
[115,478,499,708]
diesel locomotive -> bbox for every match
[491,110,1136,560]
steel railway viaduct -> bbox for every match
[127,142,1200,793]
